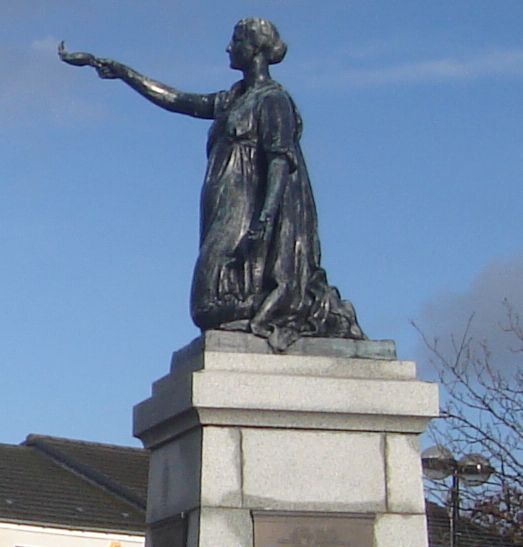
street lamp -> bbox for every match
[422,446,495,547]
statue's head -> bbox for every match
[228,18,287,69]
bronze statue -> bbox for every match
[59,18,365,351]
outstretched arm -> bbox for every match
[58,42,216,119]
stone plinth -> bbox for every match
[133,331,439,547]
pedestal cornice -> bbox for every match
[133,332,439,448]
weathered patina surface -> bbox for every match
[59,18,365,351]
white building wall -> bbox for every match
[0,522,144,547]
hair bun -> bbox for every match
[267,38,287,64]
[236,18,288,65]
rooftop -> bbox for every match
[0,435,148,534]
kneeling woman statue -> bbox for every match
[59,18,366,351]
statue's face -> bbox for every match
[227,25,256,70]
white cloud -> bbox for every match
[31,36,59,53]
[415,254,523,375]
[304,48,523,88]
[0,36,105,128]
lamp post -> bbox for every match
[422,446,494,547]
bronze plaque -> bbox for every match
[253,511,374,547]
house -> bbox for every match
[0,435,148,547]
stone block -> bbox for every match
[146,428,201,522]
[242,429,386,512]
[386,434,426,514]
[200,330,397,359]
[374,514,429,547]
[147,426,244,523]
[191,369,438,423]
[187,507,253,547]
[197,351,416,380]
[200,427,242,508]
[146,514,187,547]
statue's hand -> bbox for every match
[95,59,120,80]
[58,41,120,79]
[248,212,272,242]
[58,41,98,67]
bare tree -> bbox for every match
[415,300,523,544]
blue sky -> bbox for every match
[1,1,522,446]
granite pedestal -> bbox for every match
[133,331,439,547]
